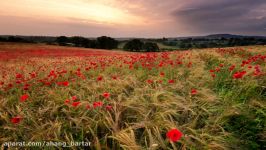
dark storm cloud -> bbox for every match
[172,0,266,35]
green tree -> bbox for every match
[96,36,118,49]
[69,36,91,47]
[56,36,69,46]
[143,42,159,52]
[123,39,144,52]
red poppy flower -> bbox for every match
[168,79,175,84]
[97,76,103,81]
[8,83,13,88]
[103,92,110,99]
[106,105,112,111]
[45,82,51,86]
[16,73,23,79]
[160,72,165,77]
[16,80,22,84]
[166,128,183,142]
[93,101,103,108]
[72,96,77,101]
[253,65,262,76]
[65,99,70,104]
[23,85,29,91]
[233,71,246,79]
[187,62,192,68]
[229,65,235,71]
[147,79,153,84]
[57,81,69,86]
[191,89,197,95]
[20,94,29,102]
[215,67,221,72]
[30,72,37,78]
[255,65,261,72]
[158,62,164,67]
[112,76,117,80]
[71,101,81,107]
[86,104,91,109]
[11,116,23,124]
[62,81,69,86]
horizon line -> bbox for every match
[1,33,266,39]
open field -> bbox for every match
[0,43,265,149]
[118,41,178,50]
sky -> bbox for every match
[0,0,266,38]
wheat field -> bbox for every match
[0,43,265,149]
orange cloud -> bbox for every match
[0,0,149,26]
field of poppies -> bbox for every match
[0,42,265,149]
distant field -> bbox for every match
[118,41,178,50]
[118,41,126,49]
[0,43,265,149]
[156,42,179,50]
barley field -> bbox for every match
[0,43,265,149]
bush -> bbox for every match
[55,36,118,50]
[123,39,144,52]
[96,36,118,49]
[143,42,159,52]
[56,36,69,46]
[124,40,160,52]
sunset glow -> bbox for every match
[0,0,146,25]
[0,0,265,37]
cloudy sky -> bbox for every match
[0,0,265,37]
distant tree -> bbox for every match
[0,37,7,42]
[198,43,208,48]
[123,39,144,52]
[162,37,168,41]
[96,36,118,49]
[221,37,226,41]
[88,40,98,48]
[178,41,192,49]
[69,36,91,47]
[179,42,186,49]
[182,38,192,43]
[56,36,69,46]
[143,42,159,52]
[258,38,266,45]
[7,36,28,43]
[185,43,192,49]
[208,42,218,48]
[163,41,176,46]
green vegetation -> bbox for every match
[123,39,159,52]
[1,34,265,52]
[56,36,118,50]
[163,37,266,50]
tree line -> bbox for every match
[123,39,159,52]
[1,35,266,51]
[57,36,159,52]
[163,37,266,49]
[56,36,118,50]
[0,36,160,52]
